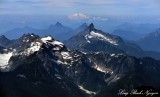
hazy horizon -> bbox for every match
[0,0,160,16]
[0,0,160,34]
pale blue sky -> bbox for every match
[0,0,160,17]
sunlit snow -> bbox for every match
[85,31,118,45]
[61,52,72,59]
[41,36,52,43]
[78,85,96,95]
[110,54,115,57]
[94,64,106,73]
[52,41,64,47]
[0,52,12,69]
[24,42,41,55]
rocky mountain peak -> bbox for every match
[0,35,9,40]
[20,36,67,56]
[20,33,39,42]
[21,33,37,37]
[88,23,95,31]
[0,35,12,47]
[48,22,64,29]
[0,35,7,39]
[55,22,63,27]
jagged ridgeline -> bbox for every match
[0,33,160,97]
[65,23,160,60]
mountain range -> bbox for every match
[112,29,143,41]
[137,28,160,52]
[0,34,160,97]
[2,21,160,53]
[112,22,160,41]
[1,22,75,41]
[0,23,160,97]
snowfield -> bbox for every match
[85,31,118,45]
[0,52,12,69]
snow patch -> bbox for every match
[3,49,7,52]
[17,74,26,78]
[96,67,106,73]
[52,41,64,47]
[85,35,91,43]
[55,74,61,79]
[85,31,118,45]
[78,85,96,95]
[41,36,52,43]
[111,71,114,74]
[0,52,12,69]
[110,54,115,57]
[24,42,41,55]
[57,60,66,64]
[61,52,72,60]
[95,65,106,73]
[81,51,87,55]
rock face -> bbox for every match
[0,35,160,97]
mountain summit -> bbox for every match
[49,22,63,28]
[55,22,63,27]
[42,22,74,41]
[88,23,95,31]
[65,23,160,59]
[0,35,12,47]
[65,23,125,53]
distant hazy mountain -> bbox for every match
[2,26,40,39]
[40,22,74,41]
[115,22,160,34]
[2,22,74,41]
[137,28,160,52]
[112,29,143,41]
[74,23,88,34]
[0,35,13,47]
[112,23,160,41]
[65,23,160,59]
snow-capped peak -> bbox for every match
[41,36,64,47]
[12,35,75,66]
[18,36,65,56]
